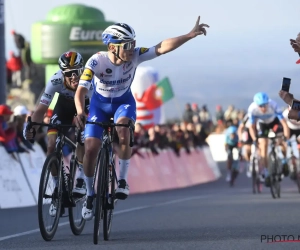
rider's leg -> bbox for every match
[72,143,86,195]
[258,137,269,176]
[46,132,60,217]
[75,144,85,171]
[243,144,251,161]
[47,132,58,186]
[279,140,289,176]
[73,98,91,194]
[80,137,101,220]
[116,116,132,181]
[80,96,107,220]
[226,145,233,182]
[113,102,136,199]
[226,146,231,170]
[83,137,101,196]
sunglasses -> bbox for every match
[63,68,83,77]
[259,104,268,108]
[113,40,136,50]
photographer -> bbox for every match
[279,33,300,120]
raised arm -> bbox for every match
[155,16,209,55]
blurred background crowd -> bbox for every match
[0,101,248,158]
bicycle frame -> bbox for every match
[89,119,134,194]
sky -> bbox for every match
[4,0,300,118]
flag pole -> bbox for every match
[172,96,183,121]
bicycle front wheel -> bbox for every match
[38,152,62,241]
[69,154,86,235]
[251,157,261,194]
[269,152,280,199]
[93,148,108,245]
[103,155,116,241]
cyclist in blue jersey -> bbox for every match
[225,125,239,182]
[74,18,210,220]
[247,92,290,186]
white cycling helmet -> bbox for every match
[14,105,29,116]
[102,23,136,45]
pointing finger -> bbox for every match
[196,16,200,25]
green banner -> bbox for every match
[31,4,115,64]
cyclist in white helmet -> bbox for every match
[74,18,209,220]
[247,92,290,186]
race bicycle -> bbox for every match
[85,119,134,244]
[26,116,85,241]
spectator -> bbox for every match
[6,59,12,85]
[191,103,200,123]
[215,105,224,124]
[186,122,198,148]
[134,123,149,148]
[6,51,22,88]
[11,30,25,54]
[174,123,190,154]
[21,41,33,82]
[147,127,159,155]
[13,105,33,152]
[131,123,149,157]
[215,119,226,133]
[224,105,234,122]
[154,124,169,149]
[182,103,194,123]
[0,105,18,154]
[199,104,212,132]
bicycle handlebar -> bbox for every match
[86,120,135,147]
[27,116,76,129]
[26,116,76,143]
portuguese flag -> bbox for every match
[156,77,174,103]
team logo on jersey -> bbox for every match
[88,59,98,68]
[51,78,62,85]
[100,72,112,77]
[139,47,149,55]
[81,69,93,81]
[106,68,112,74]
[42,93,52,99]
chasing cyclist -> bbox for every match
[237,113,253,178]
[225,125,239,182]
[74,17,210,220]
[23,51,93,215]
[247,92,290,186]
